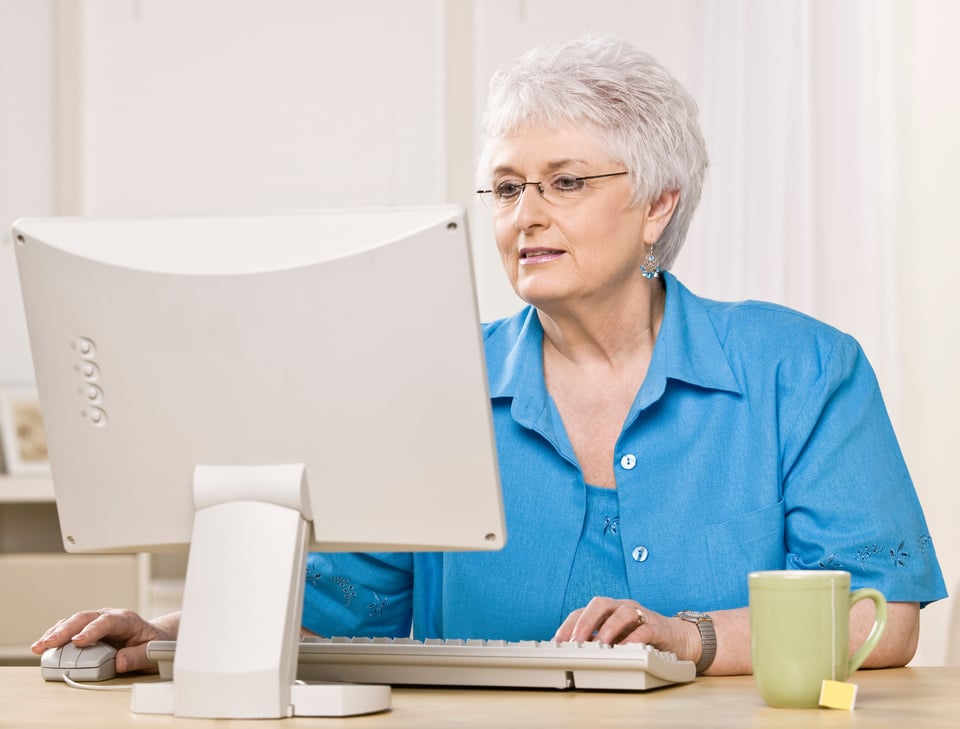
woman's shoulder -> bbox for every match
[683,284,855,354]
[669,277,868,388]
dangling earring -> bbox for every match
[641,245,661,279]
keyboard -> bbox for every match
[147,637,696,691]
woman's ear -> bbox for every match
[644,189,680,244]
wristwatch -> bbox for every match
[675,610,716,674]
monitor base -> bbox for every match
[132,680,392,718]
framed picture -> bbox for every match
[0,387,52,476]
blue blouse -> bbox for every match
[559,485,631,618]
[302,272,946,640]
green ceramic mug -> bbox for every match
[748,570,887,708]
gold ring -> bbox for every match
[635,608,647,626]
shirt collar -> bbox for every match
[484,271,742,416]
[646,270,742,398]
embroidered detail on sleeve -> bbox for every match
[330,576,358,606]
[305,564,325,587]
[367,592,389,617]
[855,544,882,569]
[818,553,844,570]
[890,541,909,568]
[834,535,929,573]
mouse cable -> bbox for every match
[63,674,132,691]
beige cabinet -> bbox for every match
[0,476,183,664]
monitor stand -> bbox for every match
[130,464,391,718]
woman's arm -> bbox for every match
[554,597,920,675]
[854,600,918,668]
[553,598,752,674]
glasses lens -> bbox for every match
[477,191,496,209]
[545,175,587,201]
[494,180,527,207]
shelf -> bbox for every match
[0,646,37,665]
[0,476,55,503]
[0,553,141,658]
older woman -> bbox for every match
[34,35,945,676]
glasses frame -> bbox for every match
[476,171,629,207]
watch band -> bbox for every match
[675,610,716,674]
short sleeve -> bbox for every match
[782,333,946,605]
[302,551,415,637]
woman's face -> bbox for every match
[485,125,672,314]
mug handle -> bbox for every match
[847,588,888,674]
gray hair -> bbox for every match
[478,35,708,270]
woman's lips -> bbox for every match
[519,248,565,265]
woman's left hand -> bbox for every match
[552,597,701,664]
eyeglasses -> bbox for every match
[476,171,629,208]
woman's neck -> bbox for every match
[537,277,666,369]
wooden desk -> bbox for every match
[1,666,957,728]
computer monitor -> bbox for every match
[12,206,506,718]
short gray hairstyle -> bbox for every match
[478,35,708,270]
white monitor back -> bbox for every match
[12,206,505,554]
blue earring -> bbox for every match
[641,245,661,279]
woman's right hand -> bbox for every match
[31,608,180,674]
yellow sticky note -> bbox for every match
[819,679,858,710]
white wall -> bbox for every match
[0,0,55,383]
[76,0,446,215]
[897,0,960,666]
[1,0,956,665]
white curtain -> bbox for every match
[677,0,901,415]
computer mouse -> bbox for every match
[40,640,117,682]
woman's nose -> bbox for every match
[511,182,549,231]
